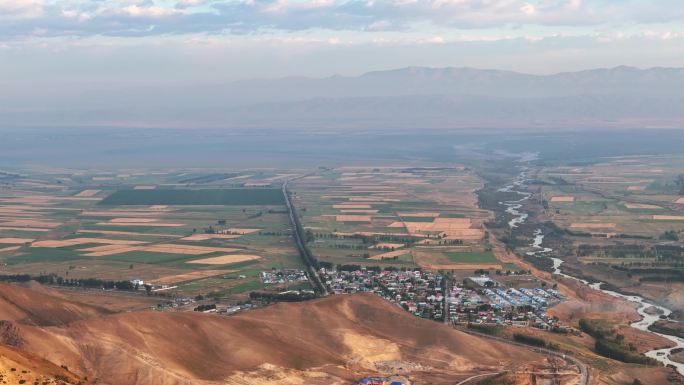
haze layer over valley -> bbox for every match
[2,66,684,130]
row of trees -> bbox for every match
[0,273,144,291]
[579,318,659,366]
[249,290,317,302]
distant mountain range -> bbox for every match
[3,66,684,129]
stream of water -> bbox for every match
[500,169,684,374]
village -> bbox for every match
[319,267,572,332]
[141,264,573,338]
[259,268,309,284]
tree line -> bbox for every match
[0,273,144,291]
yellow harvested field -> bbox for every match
[676,198,684,204]
[0,196,54,204]
[225,174,253,180]
[0,219,61,228]
[0,215,49,221]
[134,185,156,190]
[92,176,113,181]
[371,243,405,250]
[570,223,616,229]
[81,211,160,217]
[333,204,372,209]
[32,238,146,248]
[0,246,21,253]
[625,203,662,209]
[550,196,575,202]
[225,228,261,234]
[348,197,398,202]
[149,205,168,210]
[0,211,38,218]
[627,185,647,191]
[75,189,101,197]
[0,226,51,232]
[385,179,427,185]
[434,217,472,227]
[96,222,184,227]
[339,209,379,214]
[187,254,261,265]
[405,218,471,231]
[387,222,406,228]
[82,243,241,257]
[181,234,242,241]
[368,249,411,260]
[0,237,34,244]
[77,229,178,238]
[338,201,387,210]
[151,270,230,284]
[0,206,46,212]
[263,173,299,181]
[653,215,684,221]
[0,196,100,203]
[398,212,440,218]
[336,215,372,222]
[80,245,139,256]
[398,218,483,240]
[141,244,240,255]
[109,218,159,223]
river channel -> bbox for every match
[499,168,684,374]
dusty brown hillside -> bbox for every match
[0,344,89,385]
[0,282,542,385]
[0,282,111,326]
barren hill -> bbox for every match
[0,344,88,385]
[0,282,112,326]
[0,282,542,384]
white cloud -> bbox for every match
[0,0,682,39]
[0,0,44,19]
[120,4,182,17]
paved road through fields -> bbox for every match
[282,179,328,295]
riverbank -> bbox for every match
[494,165,684,376]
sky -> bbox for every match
[1,0,683,87]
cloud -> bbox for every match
[0,0,44,19]
[0,0,682,38]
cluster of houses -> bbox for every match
[130,278,178,292]
[319,267,573,333]
[449,276,574,332]
[259,269,309,284]
[355,375,410,385]
[320,268,447,321]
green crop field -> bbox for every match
[444,251,498,264]
[7,248,83,264]
[100,188,285,206]
[98,251,205,264]
[399,216,434,222]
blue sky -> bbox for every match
[1,0,683,84]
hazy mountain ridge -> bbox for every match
[2,66,683,129]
